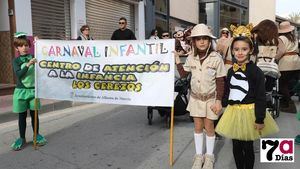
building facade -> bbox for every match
[0,0,145,95]
[145,0,251,39]
[1,0,281,95]
[249,0,275,26]
[144,0,199,38]
[199,0,249,37]
[169,0,198,32]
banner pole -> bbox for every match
[34,39,38,150]
[169,106,174,166]
[33,98,38,150]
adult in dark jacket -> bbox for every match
[111,17,136,40]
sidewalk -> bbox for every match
[0,97,298,169]
[0,93,299,169]
[135,97,300,169]
[172,98,300,169]
[0,95,86,123]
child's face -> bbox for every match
[16,44,29,55]
[232,40,251,64]
[194,36,210,51]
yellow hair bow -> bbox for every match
[233,63,246,72]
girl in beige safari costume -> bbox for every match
[277,21,300,113]
[175,24,226,169]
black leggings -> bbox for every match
[232,139,254,169]
[279,70,300,105]
[18,110,39,139]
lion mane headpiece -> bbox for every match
[230,23,253,39]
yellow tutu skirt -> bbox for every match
[215,104,279,141]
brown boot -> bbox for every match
[280,100,297,113]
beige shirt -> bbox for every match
[278,36,300,71]
[216,37,232,59]
[216,37,233,72]
[183,51,227,95]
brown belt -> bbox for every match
[224,60,233,65]
[190,92,216,101]
[284,52,298,56]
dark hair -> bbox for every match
[80,25,90,33]
[230,36,253,57]
[14,38,31,48]
[172,32,177,38]
[184,28,192,45]
[150,29,157,36]
[161,30,169,34]
[192,36,214,57]
[279,32,296,44]
[119,17,127,22]
[251,19,279,46]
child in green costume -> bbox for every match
[11,32,47,151]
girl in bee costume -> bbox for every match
[216,25,279,169]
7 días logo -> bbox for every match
[260,138,294,163]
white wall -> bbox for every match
[0,0,10,31]
[14,0,32,35]
[170,0,198,24]
[70,0,86,39]
[249,0,276,26]
[134,1,145,40]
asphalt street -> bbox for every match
[0,101,299,169]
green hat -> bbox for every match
[14,32,27,38]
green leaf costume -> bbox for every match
[12,54,40,113]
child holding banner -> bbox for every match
[175,24,226,169]
[10,32,47,151]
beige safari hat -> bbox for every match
[221,27,230,32]
[278,21,295,33]
[188,24,216,39]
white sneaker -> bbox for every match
[202,154,215,169]
[191,154,204,169]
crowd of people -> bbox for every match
[173,20,300,169]
[10,16,300,169]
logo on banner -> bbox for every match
[260,138,294,162]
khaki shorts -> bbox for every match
[186,97,218,120]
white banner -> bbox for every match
[35,39,175,107]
